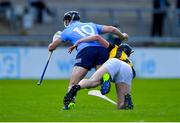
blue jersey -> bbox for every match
[60,21,104,52]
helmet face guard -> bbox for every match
[63,11,80,27]
[119,43,134,57]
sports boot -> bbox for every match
[101,73,111,95]
[121,94,134,110]
[63,85,80,110]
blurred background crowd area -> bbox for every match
[0,0,180,46]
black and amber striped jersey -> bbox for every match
[108,44,136,78]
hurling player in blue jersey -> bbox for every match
[48,11,128,109]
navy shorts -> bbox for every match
[75,46,109,70]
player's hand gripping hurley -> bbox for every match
[37,51,53,85]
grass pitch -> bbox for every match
[0,78,180,122]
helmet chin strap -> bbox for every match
[64,21,68,28]
[64,14,75,28]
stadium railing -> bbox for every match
[0,35,180,47]
[0,6,180,47]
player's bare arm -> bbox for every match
[48,31,62,52]
[78,35,110,48]
[101,25,128,41]
[48,39,61,52]
[68,35,110,53]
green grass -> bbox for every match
[0,78,180,122]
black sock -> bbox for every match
[76,85,81,90]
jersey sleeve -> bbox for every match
[109,45,118,58]
[60,31,68,42]
[95,24,103,34]
[53,31,62,41]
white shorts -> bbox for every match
[102,58,133,85]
